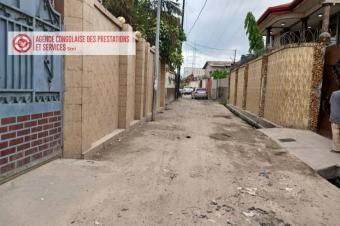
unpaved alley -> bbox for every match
[1,99,340,226]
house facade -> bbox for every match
[258,0,340,48]
[203,61,232,78]
[183,67,205,80]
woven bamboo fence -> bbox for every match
[246,58,263,115]
[228,43,324,130]
[264,46,315,129]
[236,67,246,108]
[229,70,237,105]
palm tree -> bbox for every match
[155,0,182,17]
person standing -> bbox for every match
[330,90,340,153]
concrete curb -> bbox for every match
[225,104,279,129]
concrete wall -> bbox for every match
[165,72,175,104]
[228,44,324,130]
[189,81,200,88]
[211,78,228,102]
[201,79,208,89]
[63,0,165,158]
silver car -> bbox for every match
[192,88,208,100]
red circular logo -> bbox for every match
[13,34,32,53]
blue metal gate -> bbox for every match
[0,0,63,181]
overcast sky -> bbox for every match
[181,0,290,72]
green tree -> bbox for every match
[102,0,135,24]
[244,12,265,55]
[211,70,230,80]
[102,0,185,71]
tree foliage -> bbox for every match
[211,70,230,80]
[102,0,186,71]
[244,12,264,55]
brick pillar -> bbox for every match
[118,24,136,129]
[259,56,268,117]
[227,72,231,103]
[234,69,239,106]
[243,65,249,110]
[135,39,147,120]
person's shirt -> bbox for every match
[330,90,340,123]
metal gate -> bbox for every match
[0,0,63,181]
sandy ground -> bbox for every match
[84,98,340,226]
[1,98,340,226]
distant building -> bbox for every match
[183,67,206,80]
[203,61,232,78]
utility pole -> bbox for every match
[152,0,161,121]
[233,49,237,65]
[175,0,186,99]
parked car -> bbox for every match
[192,88,208,100]
[182,87,194,95]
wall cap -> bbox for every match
[94,1,123,29]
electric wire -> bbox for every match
[187,0,209,37]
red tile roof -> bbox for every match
[257,0,305,25]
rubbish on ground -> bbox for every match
[226,220,235,225]
[238,187,257,196]
[210,200,218,205]
[215,213,222,218]
[94,220,100,225]
[259,170,271,179]
[169,212,174,215]
[199,214,208,219]
[285,187,293,192]
[40,197,44,201]
[208,219,216,223]
[248,207,268,215]
[243,207,269,218]
[242,211,257,217]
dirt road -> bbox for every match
[64,98,339,226]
